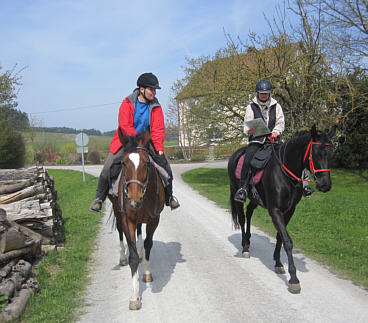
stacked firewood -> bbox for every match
[0,167,63,321]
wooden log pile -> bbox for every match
[0,166,63,321]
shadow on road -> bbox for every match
[135,240,186,297]
[228,233,309,286]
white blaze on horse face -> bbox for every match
[129,153,140,170]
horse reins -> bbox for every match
[274,137,331,182]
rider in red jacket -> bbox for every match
[89,73,180,212]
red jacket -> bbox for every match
[110,90,165,153]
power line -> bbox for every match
[28,101,121,115]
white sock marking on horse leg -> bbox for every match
[120,241,127,263]
[137,234,143,260]
[129,153,140,170]
[143,258,151,276]
[131,272,139,301]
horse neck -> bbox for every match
[281,135,310,177]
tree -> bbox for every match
[300,0,368,63]
[0,65,29,130]
[0,119,25,168]
[332,68,368,169]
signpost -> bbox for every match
[75,132,89,182]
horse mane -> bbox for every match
[124,131,150,153]
[287,130,311,146]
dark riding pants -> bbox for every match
[95,148,125,201]
[240,142,262,187]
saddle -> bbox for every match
[235,143,273,185]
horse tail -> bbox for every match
[228,148,244,230]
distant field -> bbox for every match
[24,131,178,153]
[24,131,112,153]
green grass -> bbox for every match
[21,170,102,323]
[182,168,368,290]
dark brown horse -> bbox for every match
[108,128,165,310]
[228,125,335,293]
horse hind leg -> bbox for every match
[137,224,143,263]
[119,240,128,266]
[242,201,257,258]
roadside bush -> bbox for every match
[190,154,206,162]
[0,120,25,168]
[25,146,36,165]
[87,151,101,164]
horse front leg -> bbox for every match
[124,220,142,310]
[270,208,301,294]
[274,209,294,275]
[142,222,158,283]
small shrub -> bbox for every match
[87,151,101,164]
[0,120,25,168]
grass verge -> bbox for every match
[182,168,368,290]
[21,170,102,323]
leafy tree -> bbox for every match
[333,68,368,169]
[0,119,25,168]
[0,65,29,130]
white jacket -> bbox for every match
[243,96,285,143]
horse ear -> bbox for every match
[118,128,128,146]
[142,127,152,146]
[311,124,317,139]
[328,125,337,138]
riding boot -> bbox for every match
[164,180,180,210]
[234,171,250,203]
[89,175,109,213]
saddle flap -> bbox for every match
[250,144,272,169]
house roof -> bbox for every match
[176,42,302,101]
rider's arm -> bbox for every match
[272,103,285,137]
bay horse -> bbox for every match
[228,125,335,293]
[108,128,165,310]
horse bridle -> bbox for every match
[121,147,151,207]
[277,137,332,182]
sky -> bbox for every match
[1,0,286,132]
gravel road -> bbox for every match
[49,162,368,323]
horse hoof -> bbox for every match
[129,298,142,310]
[119,259,128,266]
[143,273,153,283]
[289,283,301,294]
[242,251,250,258]
[275,266,285,274]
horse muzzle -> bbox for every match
[315,173,332,192]
[127,196,144,210]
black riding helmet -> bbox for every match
[137,73,161,89]
[255,79,272,93]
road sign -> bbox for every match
[75,132,89,146]
[77,147,88,153]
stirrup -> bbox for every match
[234,187,247,203]
[169,196,180,210]
[89,199,103,213]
